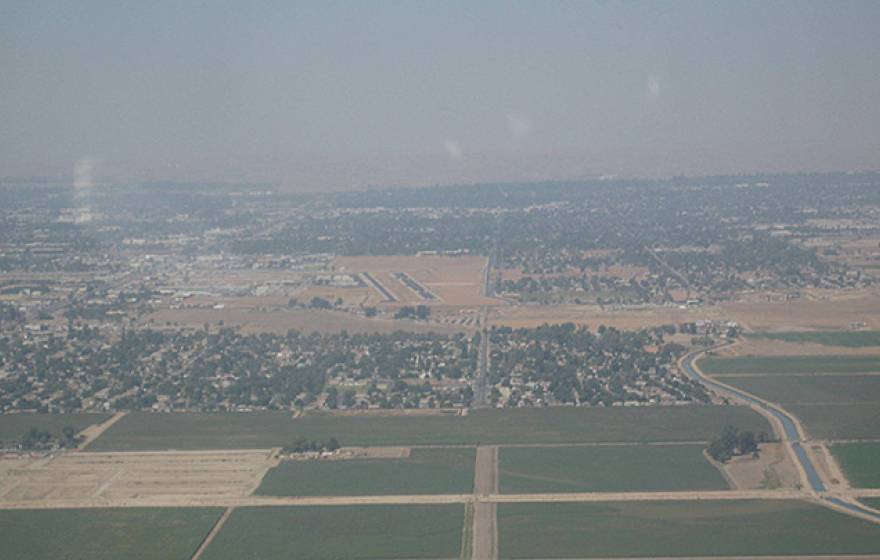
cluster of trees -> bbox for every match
[707,425,770,462]
[9,425,82,450]
[394,305,431,320]
[282,437,340,454]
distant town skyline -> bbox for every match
[3,1,879,190]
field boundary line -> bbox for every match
[78,411,128,451]
[191,506,234,560]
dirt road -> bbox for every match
[77,412,127,451]
[472,446,498,559]
[191,506,234,560]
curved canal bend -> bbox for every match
[681,347,880,523]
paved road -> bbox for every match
[0,489,838,510]
[473,311,490,408]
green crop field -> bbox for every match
[698,355,880,375]
[831,442,880,488]
[721,374,880,404]
[745,330,880,347]
[861,498,880,510]
[256,448,474,496]
[788,403,880,440]
[87,406,769,451]
[0,413,110,444]
[201,505,463,560]
[0,507,222,560]
[499,444,729,493]
[498,500,880,558]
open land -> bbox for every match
[0,450,276,503]
[256,448,475,496]
[716,336,880,357]
[334,255,494,307]
[831,443,880,488]
[745,330,880,347]
[720,291,880,331]
[499,444,730,494]
[0,507,223,560]
[86,406,771,451]
[497,500,880,558]
[144,306,466,335]
[199,504,464,560]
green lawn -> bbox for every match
[201,505,463,560]
[788,403,880,440]
[499,444,728,493]
[831,442,880,488]
[0,413,110,445]
[722,374,880,404]
[698,354,880,375]
[256,448,474,496]
[0,507,222,560]
[87,406,770,451]
[745,330,880,347]
[498,500,880,558]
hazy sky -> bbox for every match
[2,1,879,190]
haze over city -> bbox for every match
[3,1,880,190]
[3,3,880,559]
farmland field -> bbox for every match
[831,442,880,488]
[256,448,474,496]
[745,330,880,347]
[497,500,880,558]
[721,375,880,404]
[0,413,110,444]
[87,406,770,451]
[788,403,880,440]
[201,505,463,560]
[698,354,880,375]
[499,444,729,493]
[0,507,222,560]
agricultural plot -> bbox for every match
[256,448,474,496]
[721,375,880,404]
[0,413,110,444]
[201,505,463,560]
[0,450,273,503]
[0,507,222,560]
[788,403,880,440]
[698,354,880,375]
[497,500,880,558]
[745,330,880,347]
[831,442,880,488]
[499,444,729,493]
[88,406,770,451]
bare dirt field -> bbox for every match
[489,303,723,330]
[720,289,880,331]
[714,338,880,358]
[722,443,801,491]
[143,307,465,334]
[0,450,276,504]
